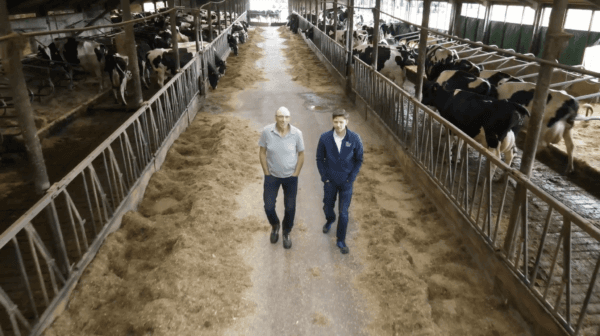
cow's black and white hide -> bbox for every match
[137,41,152,89]
[214,50,226,74]
[227,34,238,56]
[427,58,482,82]
[355,45,414,87]
[39,38,108,92]
[105,52,131,105]
[479,70,523,97]
[146,48,193,87]
[422,81,530,176]
[493,82,589,174]
[435,70,491,96]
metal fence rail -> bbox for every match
[289,11,600,333]
[0,10,246,336]
[297,14,347,80]
[351,54,600,335]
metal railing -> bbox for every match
[352,53,600,335]
[0,10,246,336]
[293,8,600,335]
[297,14,347,80]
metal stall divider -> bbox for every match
[0,8,247,336]
[296,2,600,335]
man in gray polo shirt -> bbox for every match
[259,106,305,249]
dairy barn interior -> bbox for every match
[3,0,600,333]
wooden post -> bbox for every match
[346,0,355,95]
[208,3,214,42]
[415,0,431,101]
[194,9,200,52]
[372,0,381,70]
[449,0,462,36]
[0,0,71,275]
[168,0,180,72]
[333,0,338,34]
[481,1,492,44]
[217,2,222,36]
[121,0,143,108]
[503,0,570,254]
[316,0,320,28]
[0,0,50,196]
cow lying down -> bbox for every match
[422,81,530,179]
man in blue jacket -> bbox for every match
[316,110,363,254]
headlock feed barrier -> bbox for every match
[0,10,246,336]
[296,10,600,336]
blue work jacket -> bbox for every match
[316,128,364,185]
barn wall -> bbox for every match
[457,14,600,66]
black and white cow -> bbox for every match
[479,70,523,98]
[435,70,491,96]
[381,21,418,41]
[427,58,482,82]
[492,82,588,173]
[425,45,458,79]
[422,82,530,173]
[39,38,108,92]
[146,48,177,87]
[104,51,131,105]
[145,48,194,87]
[227,34,238,56]
[214,50,226,74]
[207,62,221,90]
[137,41,152,89]
[355,45,414,87]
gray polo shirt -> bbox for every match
[259,123,305,178]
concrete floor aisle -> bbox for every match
[224,27,376,335]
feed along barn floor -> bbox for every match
[44,27,535,335]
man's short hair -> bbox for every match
[332,110,348,120]
[276,106,291,116]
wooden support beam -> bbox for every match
[416,0,432,101]
[121,0,143,108]
[168,0,180,72]
[504,0,570,255]
[372,0,381,70]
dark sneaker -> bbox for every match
[323,222,333,234]
[283,234,292,249]
[270,224,280,244]
[336,240,349,254]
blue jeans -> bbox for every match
[323,181,353,242]
[263,175,298,234]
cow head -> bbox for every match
[421,81,442,107]
[456,59,481,77]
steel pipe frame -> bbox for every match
[307,4,600,334]
[0,10,248,334]
[372,0,381,70]
[121,0,144,108]
[550,75,596,88]
[0,8,178,40]
[503,0,571,326]
[415,0,431,102]
[350,53,600,336]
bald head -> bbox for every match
[276,106,291,117]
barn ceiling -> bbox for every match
[5,0,600,17]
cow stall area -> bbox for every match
[289,0,600,333]
[0,0,252,334]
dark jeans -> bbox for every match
[263,175,298,234]
[323,181,353,243]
